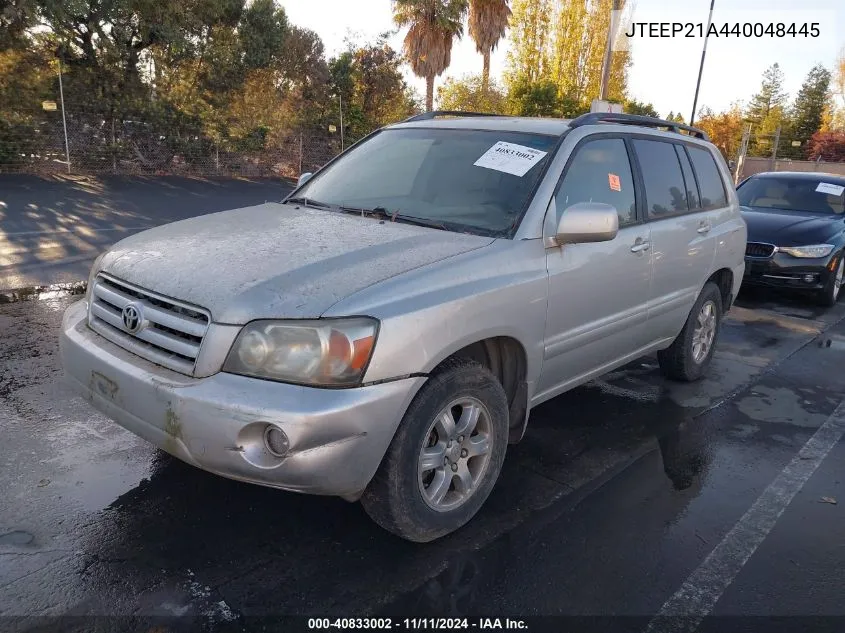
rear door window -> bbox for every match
[687,146,728,209]
[675,145,700,210]
[631,139,689,219]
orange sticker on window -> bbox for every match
[608,173,621,192]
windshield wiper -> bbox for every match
[334,205,449,231]
[285,196,332,209]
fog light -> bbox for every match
[803,274,816,283]
[263,425,290,457]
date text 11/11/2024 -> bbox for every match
[307,618,529,630]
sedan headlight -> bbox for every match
[223,318,379,386]
[778,244,835,259]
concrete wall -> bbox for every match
[739,157,845,181]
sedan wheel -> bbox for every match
[819,256,844,307]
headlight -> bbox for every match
[223,318,379,386]
[778,244,835,258]
[85,253,106,301]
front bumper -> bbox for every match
[743,252,837,291]
[60,299,425,497]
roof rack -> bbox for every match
[404,110,505,122]
[568,112,710,141]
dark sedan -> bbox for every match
[738,171,845,306]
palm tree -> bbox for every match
[393,0,469,111]
[469,0,511,94]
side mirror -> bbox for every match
[546,202,619,247]
[297,172,314,187]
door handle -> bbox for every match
[630,240,650,253]
[697,222,711,234]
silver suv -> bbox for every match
[60,112,746,542]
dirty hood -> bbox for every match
[98,202,494,323]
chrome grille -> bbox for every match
[88,274,210,375]
[745,242,776,258]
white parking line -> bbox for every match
[646,397,845,633]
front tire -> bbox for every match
[818,255,844,307]
[657,282,723,382]
[361,359,509,542]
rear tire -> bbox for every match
[657,282,723,382]
[818,255,844,307]
[361,358,509,543]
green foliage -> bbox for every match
[239,0,288,70]
[506,78,587,118]
[329,37,419,143]
[790,64,831,156]
[665,111,686,123]
[623,99,658,117]
[438,73,507,113]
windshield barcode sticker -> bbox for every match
[474,141,548,177]
[816,182,845,197]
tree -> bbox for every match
[504,0,552,89]
[239,0,288,71]
[438,73,507,113]
[506,78,586,118]
[468,0,510,94]
[622,99,657,117]
[807,130,845,161]
[549,0,630,105]
[746,63,787,124]
[666,111,686,123]
[695,104,745,161]
[785,64,831,158]
[393,0,469,112]
[331,37,420,142]
[0,0,36,50]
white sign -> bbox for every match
[474,141,548,177]
[816,182,845,197]
[42,101,57,111]
[591,99,624,114]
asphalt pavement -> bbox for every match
[0,175,292,291]
[1,175,845,632]
[1,286,844,631]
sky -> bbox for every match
[278,0,844,119]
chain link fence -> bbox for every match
[0,103,344,178]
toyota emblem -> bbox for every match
[121,303,144,334]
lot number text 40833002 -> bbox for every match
[307,618,529,630]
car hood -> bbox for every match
[741,206,844,246]
[98,202,495,323]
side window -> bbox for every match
[688,146,729,209]
[555,138,637,227]
[632,139,688,219]
[675,145,701,210]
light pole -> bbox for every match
[599,0,623,100]
[690,0,716,126]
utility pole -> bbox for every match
[770,126,781,171]
[599,0,622,100]
[735,122,752,185]
[690,0,716,126]
[339,94,345,152]
[57,56,71,173]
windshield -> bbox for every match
[291,127,559,236]
[737,176,845,215]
